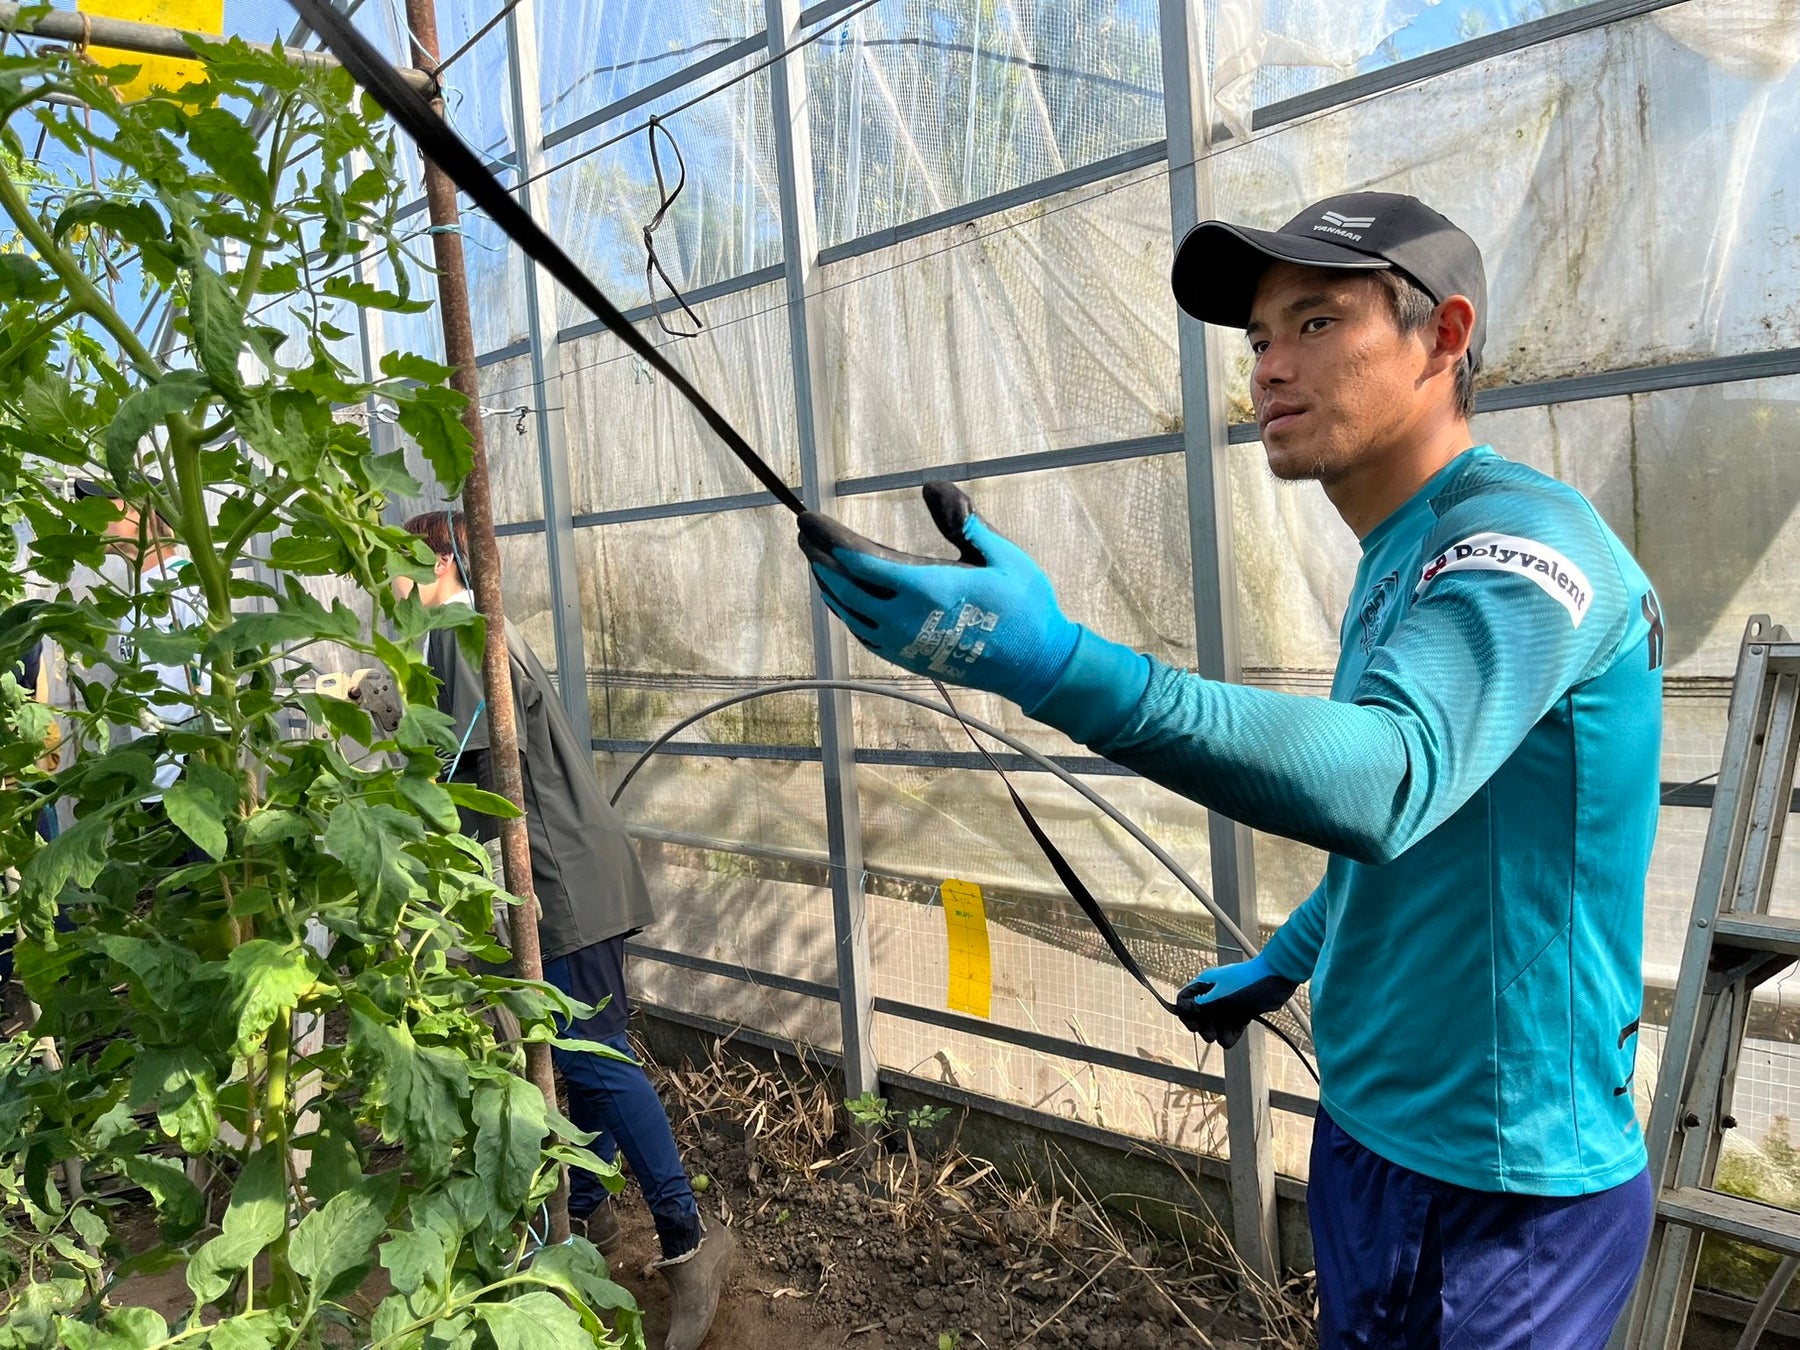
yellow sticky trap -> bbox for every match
[79,0,224,104]
[940,878,992,1019]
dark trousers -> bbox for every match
[1309,1107,1653,1347]
[542,936,700,1260]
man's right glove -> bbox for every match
[797,481,1081,710]
[1175,952,1299,1049]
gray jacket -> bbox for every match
[428,622,656,962]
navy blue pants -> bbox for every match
[1309,1108,1653,1348]
[542,936,700,1260]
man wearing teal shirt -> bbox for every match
[797,193,1662,1345]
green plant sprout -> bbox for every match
[844,1092,951,1135]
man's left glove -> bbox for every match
[1174,952,1299,1049]
[797,481,1078,710]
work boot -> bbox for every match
[573,1203,622,1260]
[654,1217,735,1350]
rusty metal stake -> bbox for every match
[404,0,569,1246]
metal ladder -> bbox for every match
[1621,616,1800,1348]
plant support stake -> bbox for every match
[403,0,569,1245]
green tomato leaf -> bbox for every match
[254,260,299,294]
[320,274,433,313]
[527,1239,639,1313]
[344,166,389,206]
[21,370,86,429]
[268,530,352,574]
[129,1044,219,1152]
[118,1154,205,1242]
[442,782,523,820]
[243,806,310,848]
[295,1104,363,1203]
[200,1312,283,1349]
[325,802,427,931]
[0,252,57,303]
[162,780,228,859]
[188,108,273,207]
[398,703,459,757]
[398,772,460,831]
[94,935,203,1013]
[186,1145,287,1305]
[378,1225,447,1298]
[224,940,316,1057]
[18,806,115,925]
[473,1073,549,1213]
[187,260,247,396]
[289,1170,401,1298]
[472,1291,592,1350]
[349,1001,470,1182]
[51,197,166,252]
[398,386,474,491]
[105,369,211,489]
[58,1304,170,1349]
[378,350,452,385]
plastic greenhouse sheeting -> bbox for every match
[818,168,1182,478]
[559,283,800,514]
[804,0,1165,245]
[575,504,819,742]
[1204,0,1800,408]
[534,0,763,139]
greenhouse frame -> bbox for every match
[292,0,1800,1291]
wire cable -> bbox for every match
[640,116,703,337]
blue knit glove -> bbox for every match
[1175,953,1299,1049]
[797,482,1080,710]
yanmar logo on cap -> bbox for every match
[1415,532,1594,626]
[1313,208,1377,242]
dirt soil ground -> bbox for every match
[618,1043,1310,1350]
[605,1161,1272,1350]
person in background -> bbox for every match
[394,509,733,1350]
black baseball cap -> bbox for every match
[1172,192,1488,370]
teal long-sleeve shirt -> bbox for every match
[1031,446,1664,1195]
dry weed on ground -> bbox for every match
[640,1033,1318,1350]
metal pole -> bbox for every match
[1158,0,1280,1293]
[403,0,567,1245]
[0,1,434,93]
[765,0,880,1101]
[501,0,589,734]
